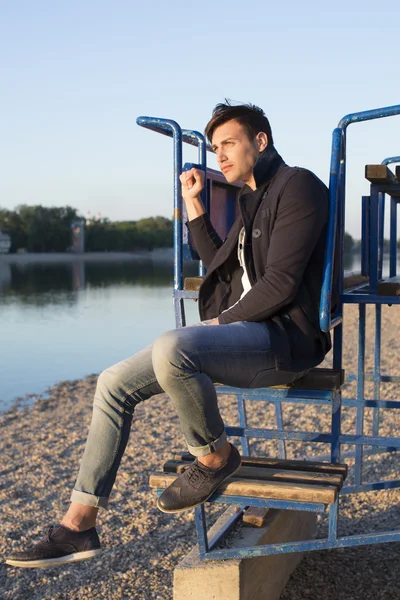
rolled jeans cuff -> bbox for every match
[70,489,109,510]
[186,430,228,457]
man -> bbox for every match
[6,102,333,568]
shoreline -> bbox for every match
[0,248,175,264]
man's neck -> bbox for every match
[243,174,257,191]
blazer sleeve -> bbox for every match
[218,171,328,324]
[186,213,223,269]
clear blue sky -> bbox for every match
[1,0,400,238]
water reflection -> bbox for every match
[0,259,199,306]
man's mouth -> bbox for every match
[221,165,232,173]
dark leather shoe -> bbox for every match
[157,443,241,513]
[5,525,101,568]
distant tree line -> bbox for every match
[0,204,390,256]
[0,205,173,253]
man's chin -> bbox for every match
[223,171,239,184]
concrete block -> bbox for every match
[173,507,317,600]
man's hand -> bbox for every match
[207,317,220,325]
[179,168,205,203]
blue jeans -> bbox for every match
[71,320,308,509]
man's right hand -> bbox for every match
[179,168,205,203]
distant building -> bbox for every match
[0,231,11,254]
[70,220,85,253]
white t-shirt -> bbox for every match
[238,226,252,300]
[220,227,252,316]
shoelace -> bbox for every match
[183,463,210,490]
[44,525,56,543]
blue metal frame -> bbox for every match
[137,105,400,561]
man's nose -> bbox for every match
[216,149,227,163]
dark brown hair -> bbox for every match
[204,101,274,146]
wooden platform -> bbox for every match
[149,455,348,506]
[365,164,398,185]
[377,276,400,296]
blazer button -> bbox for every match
[252,229,262,238]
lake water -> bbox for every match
[0,258,201,411]
[0,253,394,410]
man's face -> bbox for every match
[211,119,267,186]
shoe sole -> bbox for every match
[157,462,242,514]
[5,548,102,569]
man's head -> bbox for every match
[205,102,273,189]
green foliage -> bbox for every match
[343,232,354,254]
[0,205,173,253]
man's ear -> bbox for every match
[256,132,268,153]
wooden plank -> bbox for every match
[172,453,348,479]
[344,274,369,290]
[184,277,204,292]
[273,367,344,391]
[365,164,397,185]
[377,276,400,296]
[163,460,344,488]
[215,367,344,391]
[242,507,270,527]
[149,472,338,504]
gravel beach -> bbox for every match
[1,304,399,600]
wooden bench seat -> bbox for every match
[215,368,344,392]
[377,276,400,296]
[149,455,348,506]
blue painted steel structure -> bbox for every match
[137,105,400,561]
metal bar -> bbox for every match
[346,373,400,383]
[137,116,213,151]
[237,397,250,456]
[355,302,364,489]
[194,504,209,557]
[173,296,186,328]
[330,392,341,463]
[202,529,400,561]
[361,196,370,275]
[333,321,343,371]
[304,445,399,464]
[328,499,339,543]
[342,478,400,494]
[182,129,208,278]
[390,197,397,277]
[223,426,400,448]
[341,398,400,409]
[207,506,245,551]
[369,187,379,292]
[338,104,400,129]
[342,294,400,304]
[372,304,382,450]
[273,401,286,459]
[381,156,400,166]
[378,193,385,280]
[320,127,342,332]
[205,494,326,513]
[135,117,183,296]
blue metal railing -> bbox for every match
[138,108,400,562]
[319,104,400,332]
